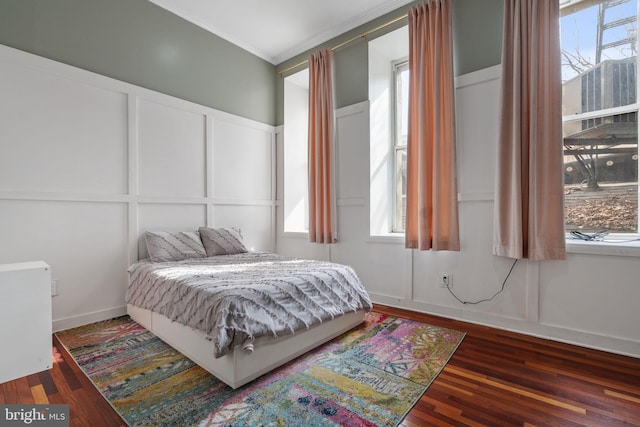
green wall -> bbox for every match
[275,0,504,125]
[0,0,277,125]
[0,0,503,127]
[453,0,504,75]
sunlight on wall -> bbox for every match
[284,69,309,232]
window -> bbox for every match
[369,26,409,237]
[561,0,639,237]
[283,69,309,233]
[393,61,409,231]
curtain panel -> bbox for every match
[405,0,460,251]
[493,0,566,260]
[308,49,337,244]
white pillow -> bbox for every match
[198,227,248,256]
[145,231,207,262]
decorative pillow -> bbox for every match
[198,227,248,256]
[145,231,207,262]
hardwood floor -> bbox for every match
[1,337,126,427]
[374,305,640,427]
[2,305,639,426]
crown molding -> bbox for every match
[272,0,414,64]
[148,0,414,65]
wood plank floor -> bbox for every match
[2,304,639,426]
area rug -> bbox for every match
[56,312,464,426]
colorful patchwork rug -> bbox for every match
[56,312,464,426]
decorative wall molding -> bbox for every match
[0,44,276,330]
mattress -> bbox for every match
[126,252,372,357]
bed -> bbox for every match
[125,228,372,389]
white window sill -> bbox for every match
[365,233,640,256]
[367,232,405,244]
[566,238,640,257]
[296,230,640,256]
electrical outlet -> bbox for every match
[439,273,452,288]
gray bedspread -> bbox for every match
[126,252,372,357]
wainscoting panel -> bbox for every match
[454,65,501,196]
[0,59,128,195]
[137,99,207,198]
[0,44,276,330]
[212,119,273,201]
[335,102,369,201]
[0,200,129,325]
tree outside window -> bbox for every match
[561,0,639,234]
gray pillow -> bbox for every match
[199,227,248,256]
[145,231,207,262]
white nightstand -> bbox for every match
[0,261,52,384]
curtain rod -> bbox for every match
[277,14,408,76]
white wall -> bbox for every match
[0,45,276,331]
[277,65,640,358]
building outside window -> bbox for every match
[561,0,639,236]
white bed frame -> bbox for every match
[127,304,366,389]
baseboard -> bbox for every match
[52,306,127,332]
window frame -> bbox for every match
[392,59,409,233]
[560,0,640,246]
[367,25,409,241]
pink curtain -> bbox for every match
[308,49,337,243]
[493,0,566,260]
[405,0,460,251]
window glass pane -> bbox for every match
[397,65,409,147]
[395,148,407,231]
[393,62,409,232]
[562,0,639,234]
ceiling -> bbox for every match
[147,0,414,65]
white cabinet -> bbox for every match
[0,261,52,384]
